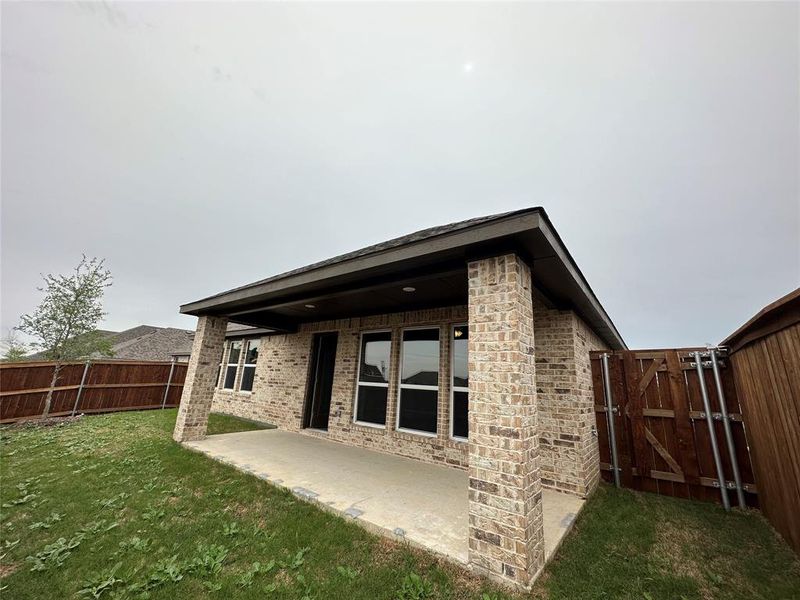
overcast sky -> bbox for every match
[2,1,798,349]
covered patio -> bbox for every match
[185,427,584,565]
[174,208,626,588]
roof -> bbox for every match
[27,325,195,362]
[198,209,529,305]
[721,287,800,353]
[110,327,195,361]
[181,207,626,349]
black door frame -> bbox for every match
[303,332,338,430]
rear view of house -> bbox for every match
[174,207,625,588]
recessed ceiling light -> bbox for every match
[304,304,316,309]
[402,287,416,293]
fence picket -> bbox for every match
[0,360,188,422]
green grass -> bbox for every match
[1,410,798,600]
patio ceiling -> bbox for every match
[181,208,626,349]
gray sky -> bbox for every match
[2,1,798,349]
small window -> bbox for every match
[223,341,242,390]
[240,339,259,392]
[354,332,391,426]
[398,328,440,434]
[451,325,469,440]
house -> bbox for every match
[29,325,195,362]
[174,207,625,588]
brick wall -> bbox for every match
[209,300,608,490]
[211,306,471,468]
[534,298,609,496]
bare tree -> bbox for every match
[18,256,113,418]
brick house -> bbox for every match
[174,207,625,588]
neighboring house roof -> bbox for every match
[403,371,440,386]
[110,327,194,361]
[721,287,800,353]
[225,323,274,338]
[180,207,626,349]
[28,326,194,362]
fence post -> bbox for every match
[601,353,621,488]
[693,351,731,510]
[710,348,747,509]
[71,360,91,417]
[161,357,176,409]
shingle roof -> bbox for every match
[27,325,194,362]
[196,208,534,304]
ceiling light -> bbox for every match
[304,304,316,309]
[402,287,416,293]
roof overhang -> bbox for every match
[181,208,626,350]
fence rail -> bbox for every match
[590,348,759,508]
[0,359,188,423]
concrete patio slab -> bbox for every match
[184,428,583,566]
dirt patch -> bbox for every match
[0,562,20,578]
[370,536,401,567]
[651,519,750,600]
[652,523,707,585]
[4,415,84,429]
[274,569,293,586]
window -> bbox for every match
[451,325,469,440]
[354,331,391,426]
[240,339,259,392]
[223,341,242,390]
[397,328,440,434]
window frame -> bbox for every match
[222,340,243,390]
[396,326,441,437]
[216,344,227,389]
[239,338,260,394]
[352,329,392,429]
[450,323,469,442]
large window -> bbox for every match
[223,340,242,390]
[451,325,469,440]
[240,339,259,392]
[397,328,440,434]
[354,331,392,426]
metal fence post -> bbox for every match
[601,353,621,488]
[71,360,91,417]
[694,351,731,510]
[710,348,747,509]
[161,357,176,409]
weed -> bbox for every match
[396,572,433,600]
[337,565,358,580]
[77,562,124,599]
[28,512,65,530]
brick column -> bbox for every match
[534,303,607,497]
[467,254,544,588]
[173,315,228,442]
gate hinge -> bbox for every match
[697,411,735,421]
[710,480,738,490]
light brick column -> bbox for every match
[534,303,607,497]
[173,315,228,442]
[467,254,544,588]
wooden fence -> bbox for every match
[591,348,759,507]
[722,288,800,552]
[0,360,188,423]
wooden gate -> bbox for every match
[590,349,758,507]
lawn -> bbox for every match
[1,410,798,600]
